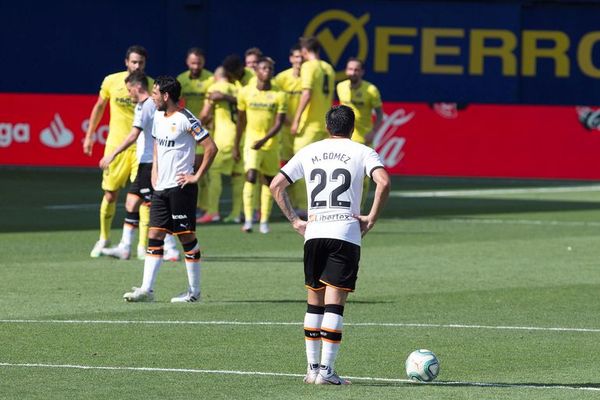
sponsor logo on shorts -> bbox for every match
[308,213,354,222]
[172,214,188,220]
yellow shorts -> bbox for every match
[102,147,138,191]
[279,126,294,162]
[244,146,280,177]
[294,126,327,154]
[212,150,244,175]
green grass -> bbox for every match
[1,168,600,399]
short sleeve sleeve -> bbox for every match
[237,87,247,112]
[132,104,143,129]
[300,62,315,90]
[364,148,384,178]
[99,75,111,100]
[368,84,382,109]
[280,150,305,184]
[277,92,288,114]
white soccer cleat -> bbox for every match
[242,221,253,233]
[170,291,200,303]
[137,245,146,261]
[163,247,181,262]
[303,364,320,384]
[259,222,270,234]
[90,239,109,258]
[315,369,351,385]
[101,243,131,260]
[123,287,154,302]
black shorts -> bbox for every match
[304,238,361,292]
[150,184,198,235]
[128,163,153,204]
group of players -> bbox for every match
[82,36,391,385]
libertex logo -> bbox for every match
[304,10,370,80]
[40,113,73,148]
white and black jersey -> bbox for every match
[152,108,209,191]
[281,138,384,246]
[132,98,156,164]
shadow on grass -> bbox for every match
[357,380,600,390]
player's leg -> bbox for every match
[102,192,142,260]
[223,156,243,223]
[242,146,260,232]
[258,150,279,233]
[198,152,224,224]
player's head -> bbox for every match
[222,54,245,80]
[186,47,206,77]
[213,66,226,81]
[299,37,321,59]
[256,57,274,82]
[345,57,364,84]
[289,44,302,69]
[326,105,355,138]
[125,70,149,102]
[125,45,147,74]
[245,47,263,71]
[152,76,181,111]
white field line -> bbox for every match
[0,362,598,392]
[1,319,600,333]
[390,185,600,198]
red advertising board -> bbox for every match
[1,93,600,180]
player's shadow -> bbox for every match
[218,299,392,304]
[356,380,600,390]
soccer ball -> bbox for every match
[405,349,439,382]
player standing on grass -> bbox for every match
[123,76,217,303]
[234,57,287,234]
[83,45,148,258]
[98,71,180,262]
[270,105,390,385]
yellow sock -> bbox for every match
[252,174,261,213]
[138,204,150,249]
[260,184,273,223]
[100,197,116,241]
[206,169,222,214]
[243,181,256,223]
[231,174,244,218]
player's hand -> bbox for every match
[290,120,299,136]
[292,218,307,237]
[208,91,225,101]
[176,173,198,188]
[232,147,241,162]
[83,136,94,156]
[252,139,265,150]
[99,155,113,170]
[355,214,376,237]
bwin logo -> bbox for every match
[157,137,175,147]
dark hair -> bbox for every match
[289,43,301,55]
[326,105,355,137]
[125,70,149,90]
[299,37,320,54]
[244,47,263,57]
[222,54,244,75]
[346,57,364,69]
[154,76,181,103]
[187,47,205,58]
[126,45,148,60]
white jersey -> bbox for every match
[281,138,384,246]
[152,108,209,191]
[132,97,156,163]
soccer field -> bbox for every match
[1,168,600,399]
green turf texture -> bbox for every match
[1,168,600,399]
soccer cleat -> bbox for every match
[315,368,351,385]
[101,243,131,260]
[196,212,220,224]
[123,287,154,302]
[90,239,109,258]
[137,245,146,260]
[303,364,320,384]
[223,214,241,224]
[259,222,270,234]
[170,291,200,303]
[241,221,253,233]
[163,247,181,262]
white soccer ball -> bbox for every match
[405,349,440,382]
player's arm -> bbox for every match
[365,107,384,146]
[208,91,236,104]
[357,167,391,237]
[199,100,214,126]
[291,89,311,135]
[187,136,218,186]
[233,110,246,162]
[252,113,285,150]
[270,173,307,236]
[83,96,108,156]
[99,127,142,169]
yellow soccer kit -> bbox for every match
[237,84,287,176]
[177,69,214,117]
[274,68,302,161]
[208,80,242,172]
[336,79,382,144]
[296,59,334,152]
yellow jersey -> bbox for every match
[177,69,214,117]
[237,84,287,151]
[336,79,382,144]
[207,80,238,153]
[299,59,335,132]
[99,71,136,149]
[274,68,302,120]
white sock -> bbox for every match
[185,241,201,295]
[304,305,324,367]
[164,233,177,251]
[320,309,344,373]
[121,224,135,247]
[141,255,162,292]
